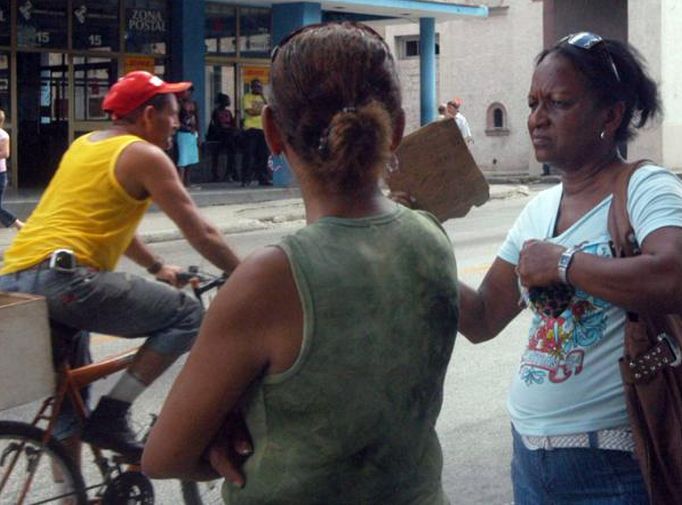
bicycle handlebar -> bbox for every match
[177,266,229,300]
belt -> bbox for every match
[25,259,53,271]
[521,426,635,452]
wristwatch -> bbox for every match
[557,246,580,285]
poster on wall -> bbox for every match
[242,66,270,86]
[123,56,156,76]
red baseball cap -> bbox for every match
[103,71,192,120]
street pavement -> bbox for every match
[0,182,533,260]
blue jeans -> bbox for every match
[0,265,203,438]
[511,426,649,504]
[0,171,18,227]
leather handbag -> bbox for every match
[608,161,682,505]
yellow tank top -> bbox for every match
[1,133,151,273]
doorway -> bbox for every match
[203,63,238,183]
[17,52,69,188]
[205,63,237,130]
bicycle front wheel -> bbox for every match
[0,420,87,505]
[181,479,223,505]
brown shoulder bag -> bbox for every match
[608,161,682,505]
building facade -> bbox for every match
[386,0,682,176]
[3,0,484,189]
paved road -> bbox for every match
[2,187,549,504]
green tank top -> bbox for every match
[224,206,459,505]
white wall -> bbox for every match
[385,0,543,175]
[628,0,663,165]
[660,0,682,171]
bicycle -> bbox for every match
[0,268,227,504]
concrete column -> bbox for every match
[270,3,321,187]
[169,0,206,137]
[272,3,322,48]
[419,17,436,125]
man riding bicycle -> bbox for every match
[0,71,240,462]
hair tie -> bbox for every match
[342,106,357,114]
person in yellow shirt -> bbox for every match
[241,79,272,186]
[0,71,240,463]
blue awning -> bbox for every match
[215,1,489,22]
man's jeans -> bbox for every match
[0,266,203,438]
[511,426,649,504]
[0,171,18,227]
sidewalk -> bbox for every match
[0,183,531,258]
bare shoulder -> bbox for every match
[208,245,302,374]
[115,141,179,199]
[117,140,175,174]
[217,246,295,315]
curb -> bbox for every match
[0,184,531,261]
[137,185,530,244]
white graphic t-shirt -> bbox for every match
[499,165,682,436]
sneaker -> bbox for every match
[81,397,144,461]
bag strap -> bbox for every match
[607,159,651,259]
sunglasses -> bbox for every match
[559,32,621,83]
[270,21,391,63]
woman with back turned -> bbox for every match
[143,22,460,504]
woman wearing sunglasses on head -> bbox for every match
[142,22,459,504]
[458,33,682,503]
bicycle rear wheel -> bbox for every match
[180,480,223,505]
[0,421,87,505]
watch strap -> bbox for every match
[147,259,164,275]
[558,246,580,285]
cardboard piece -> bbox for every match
[0,292,55,411]
[387,118,489,221]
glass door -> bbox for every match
[205,63,236,132]
[16,52,69,187]
[71,56,117,139]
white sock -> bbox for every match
[108,371,147,404]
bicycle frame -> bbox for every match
[0,347,139,505]
[1,268,227,504]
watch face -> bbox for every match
[527,283,575,319]
[559,254,571,269]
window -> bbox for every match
[493,108,504,128]
[205,2,237,56]
[73,1,120,51]
[124,0,168,55]
[485,102,509,136]
[396,35,440,60]
[73,57,116,120]
[18,0,68,49]
[239,7,271,59]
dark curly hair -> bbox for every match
[537,36,661,142]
